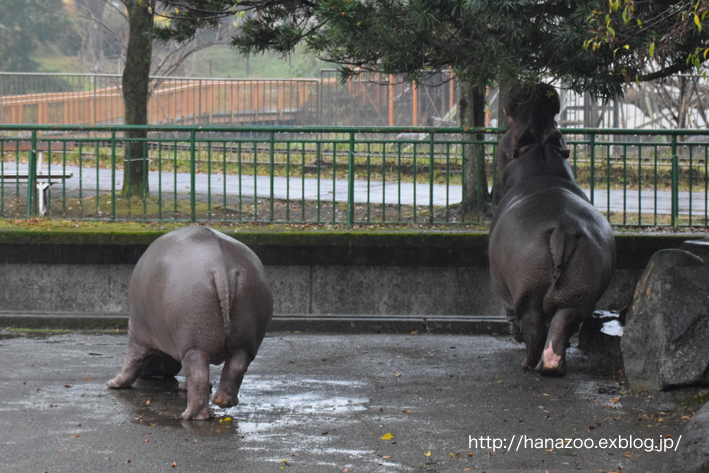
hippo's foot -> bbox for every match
[107,375,133,389]
[211,393,239,409]
[181,405,213,421]
[535,341,566,376]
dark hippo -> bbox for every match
[496,83,567,180]
[108,226,273,420]
[489,85,615,376]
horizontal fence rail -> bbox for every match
[0,125,707,227]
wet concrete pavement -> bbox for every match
[0,330,696,472]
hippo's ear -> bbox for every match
[506,150,515,162]
[559,149,570,159]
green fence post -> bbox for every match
[671,134,678,228]
[190,130,196,222]
[27,129,37,219]
[589,132,595,206]
[429,133,435,223]
[111,131,116,220]
[270,131,275,221]
[347,131,355,227]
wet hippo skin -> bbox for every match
[108,227,273,420]
[489,84,616,376]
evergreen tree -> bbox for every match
[153,0,709,214]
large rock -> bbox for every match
[662,401,709,473]
[621,249,709,391]
[680,237,709,260]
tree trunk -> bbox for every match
[121,0,153,198]
[458,78,492,218]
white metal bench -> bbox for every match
[1,141,74,216]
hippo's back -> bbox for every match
[489,178,615,315]
[128,227,272,361]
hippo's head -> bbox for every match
[504,83,563,151]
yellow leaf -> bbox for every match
[424,451,432,457]
[380,433,394,440]
[695,13,702,31]
[402,410,411,413]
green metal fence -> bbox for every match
[0,125,707,228]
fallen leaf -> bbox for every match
[402,410,411,413]
[84,377,89,381]
[70,435,79,439]
[382,455,392,459]
[455,452,461,458]
[172,462,177,468]
[614,416,621,420]
[144,437,149,443]
[411,331,419,334]
[682,416,692,420]
[464,469,474,471]
[322,431,328,435]
[36,389,40,393]
[424,451,431,457]
[545,449,553,452]
[588,425,595,431]
[611,397,621,404]
[380,433,394,440]
[64,385,72,388]
[467,452,473,457]
[289,360,295,363]
[125,460,131,464]
[395,373,401,377]
[146,399,151,405]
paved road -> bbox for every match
[4,162,708,215]
[0,330,693,472]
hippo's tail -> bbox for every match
[212,267,238,335]
[548,226,578,287]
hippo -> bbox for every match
[489,84,615,376]
[496,83,567,178]
[108,226,273,420]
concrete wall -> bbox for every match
[0,231,697,316]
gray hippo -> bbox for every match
[496,83,567,178]
[108,226,273,420]
[489,84,615,376]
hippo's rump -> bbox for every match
[489,182,615,316]
[127,227,271,361]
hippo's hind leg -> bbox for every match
[519,309,546,371]
[180,349,212,420]
[211,348,251,409]
[536,307,587,377]
[108,339,154,389]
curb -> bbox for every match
[0,312,508,335]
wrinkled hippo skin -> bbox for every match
[108,227,273,420]
[489,84,616,376]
